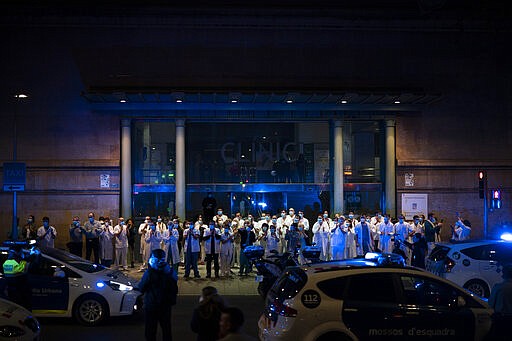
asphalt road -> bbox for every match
[39,295,264,340]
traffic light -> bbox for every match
[491,189,502,209]
[478,171,486,199]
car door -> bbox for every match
[397,274,474,339]
[28,256,69,313]
[342,273,404,339]
[486,243,512,289]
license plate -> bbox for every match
[255,275,264,282]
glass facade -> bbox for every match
[132,119,383,219]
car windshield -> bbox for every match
[41,247,106,273]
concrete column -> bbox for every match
[384,119,397,217]
[121,119,132,219]
[333,120,344,214]
[175,119,186,220]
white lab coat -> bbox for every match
[99,224,114,260]
[203,227,222,254]
[344,227,357,259]
[162,227,180,265]
[312,220,332,261]
[355,222,374,256]
[378,221,395,253]
[183,227,201,253]
[330,224,346,260]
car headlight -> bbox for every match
[0,325,26,337]
[104,280,133,291]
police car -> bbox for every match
[0,243,140,326]
[426,239,512,298]
[0,298,40,340]
[258,255,493,340]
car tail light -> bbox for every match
[445,257,456,273]
[271,299,298,317]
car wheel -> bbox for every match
[316,331,353,341]
[73,294,109,326]
[464,279,490,298]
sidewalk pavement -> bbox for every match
[124,263,260,297]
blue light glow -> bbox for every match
[96,281,105,288]
[258,202,268,208]
[500,232,512,241]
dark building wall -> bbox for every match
[1,5,511,245]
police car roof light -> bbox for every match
[500,232,512,242]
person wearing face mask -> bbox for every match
[84,212,102,263]
[354,215,373,256]
[155,215,166,234]
[203,221,222,279]
[378,214,395,253]
[297,210,310,231]
[220,222,234,278]
[138,248,178,341]
[347,211,359,226]
[138,216,152,272]
[312,214,332,261]
[237,222,256,276]
[394,215,414,265]
[258,222,269,251]
[330,216,347,261]
[343,220,357,259]
[184,220,201,279]
[68,216,85,257]
[37,216,57,249]
[213,208,228,228]
[23,215,38,241]
[113,217,129,271]
[264,224,280,258]
[145,224,163,266]
[284,208,296,228]
[162,219,181,274]
[195,215,207,266]
[412,215,424,236]
[276,210,288,254]
[230,221,241,269]
[99,216,114,268]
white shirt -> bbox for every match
[114,224,128,248]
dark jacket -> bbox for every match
[237,229,256,249]
[138,266,178,310]
[190,296,224,341]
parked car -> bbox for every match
[258,258,493,340]
[426,239,512,298]
[0,242,140,326]
[0,297,40,340]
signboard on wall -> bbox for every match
[401,193,428,220]
[100,174,111,188]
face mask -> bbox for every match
[248,217,252,221]
[384,218,389,224]
[270,229,276,233]
[318,219,322,223]
[419,218,423,222]
[120,221,125,225]
[399,219,404,224]
[345,223,350,228]
[157,218,162,223]
[299,213,303,218]
[294,219,299,223]
[272,219,277,224]
[281,213,285,217]
[210,225,215,230]
[348,214,354,219]
[247,227,251,231]
[144,219,149,224]
[361,218,366,223]
[323,214,328,218]
[73,221,79,226]
[431,217,436,223]
[89,218,94,223]
[43,222,49,228]
[217,211,223,215]
[263,226,268,232]
[28,219,33,223]
[289,211,294,215]
[266,216,270,221]
[189,224,194,229]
